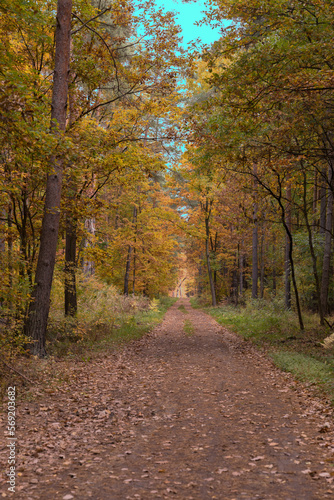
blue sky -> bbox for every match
[154,0,222,47]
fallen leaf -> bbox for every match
[217,468,228,474]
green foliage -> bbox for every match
[0,319,32,400]
[293,231,325,310]
[0,325,30,358]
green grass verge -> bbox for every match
[110,296,177,344]
[202,299,334,403]
[178,304,188,313]
[270,351,334,394]
[189,297,205,309]
[183,319,194,335]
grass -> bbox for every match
[197,298,334,403]
[183,319,194,335]
[270,351,334,394]
[178,304,188,313]
[47,294,177,357]
[206,299,301,344]
[189,297,203,309]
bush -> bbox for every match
[47,273,175,356]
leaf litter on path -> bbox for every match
[1,298,334,499]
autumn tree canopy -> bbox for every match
[1,0,334,356]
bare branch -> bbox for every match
[72,13,121,93]
[71,7,111,35]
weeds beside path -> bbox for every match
[201,300,334,404]
[1,299,334,499]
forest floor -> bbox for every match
[2,299,334,499]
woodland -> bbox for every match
[1,0,334,367]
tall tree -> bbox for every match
[24,0,72,356]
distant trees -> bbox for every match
[0,0,188,356]
[3,0,333,356]
[180,0,334,327]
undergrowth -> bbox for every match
[47,276,176,356]
[0,274,176,402]
[197,298,334,403]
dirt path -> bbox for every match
[2,299,334,499]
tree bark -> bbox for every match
[251,164,258,299]
[205,232,216,306]
[232,251,238,304]
[64,43,78,317]
[285,181,291,309]
[7,205,13,310]
[252,203,258,299]
[65,217,77,316]
[132,245,136,295]
[260,221,265,299]
[124,205,137,296]
[320,166,333,315]
[250,165,303,329]
[313,168,318,229]
[284,234,291,308]
[272,235,276,296]
[24,0,72,357]
[197,257,203,297]
[320,166,327,234]
[82,218,96,275]
[204,201,216,306]
[124,245,132,296]
[239,245,244,300]
[302,169,324,325]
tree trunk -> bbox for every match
[65,217,77,316]
[320,166,333,315]
[260,222,265,299]
[82,218,96,275]
[272,235,276,296]
[239,246,244,300]
[313,168,318,229]
[285,181,291,309]
[232,252,238,305]
[320,166,327,234]
[280,188,304,330]
[64,43,78,317]
[24,0,72,357]
[124,245,132,296]
[0,209,6,309]
[132,245,136,295]
[197,257,203,297]
[284,234,291,309]
[302,170,324,325]
[125,206,138,295]
[7,205,13,310]
[205,214,216,306]
[252,203,258,299]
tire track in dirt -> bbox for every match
[3,298,334,499]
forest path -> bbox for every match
[4,299,334,499]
